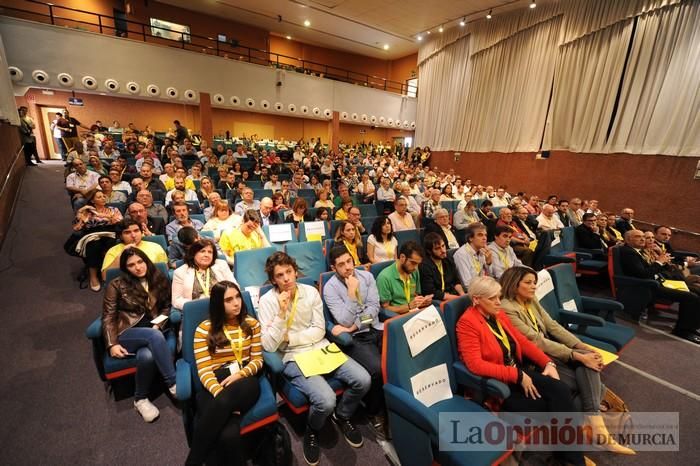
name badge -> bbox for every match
[359,313,373,327]
[228,361,240,375]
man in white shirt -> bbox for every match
[454,223,494,289]
[491,187,510,207]
[66,159,100,210]
[258,252,371,465]
[165,176,198,206]
[536,204,565,231]
[488,226,523,279]
[234,187,260,216]
[388,197,416,232]
[263,173,282,192]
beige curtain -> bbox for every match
[606,1,700,156]
[548,20,634,152]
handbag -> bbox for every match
[601,388,633,445]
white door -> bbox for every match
[40,106,66,160]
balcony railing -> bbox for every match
[0,0,418,96]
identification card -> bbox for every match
[228,361,240,375]
[359,313,373,327]
[150,314,169,325]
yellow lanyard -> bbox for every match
[224,326,244,364]
[355,288,364,307]
[286,288,299,329]
[470,252,482,274]
[344,240,359,265]
[196,269,211,297]
[523,304,540,333]
[487,318,512,359]
[497,248,510,269]
[399,266,413,304]
[435,260,445,291]
[383,240,394,260]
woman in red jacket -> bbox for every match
[457,276,585,466]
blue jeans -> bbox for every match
[283,358,371,431]
[118,327,175,399]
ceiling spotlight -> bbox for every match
[417,35,423,41]
[486,9,492,19]
[286,35,292,40]
[459,18,465,26]
[426,30,431,35]
[303,19,311,26]
[438,25,444,33]
[530,0,536,8]
[383,44,390,50]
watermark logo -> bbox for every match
[438,412,679,452]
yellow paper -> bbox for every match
[307,234,322,242]
[591,346,619,366]
[294,343,348,377]
[662,280,690,292]
[528,240,538,252]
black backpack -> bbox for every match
[253,422,292,466]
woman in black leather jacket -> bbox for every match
[102,247,175,422]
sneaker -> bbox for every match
[369,414,389,441]
[332,412,363,448]
[168,384,177,397]
[134,398,160,423]
[303,428,320,466]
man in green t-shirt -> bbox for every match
[376,241,433,315]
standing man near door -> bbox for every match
[62,110,88,154]
[18,106,41,166]
[50,112,68,160]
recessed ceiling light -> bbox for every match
[417,35,423,41]
[383,44,390,50]
[530,0,536,8]
[286,35,292,40]
[438,26,444,33]
[426,30,431,35]
[303,19,311,27]
[459,18,465,27]
[486,10,492,19]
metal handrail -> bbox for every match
[0,0,417,96]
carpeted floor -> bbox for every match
[0,163,697,465]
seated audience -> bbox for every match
[234,188,261,216]
[186,281,263,466]
[66,159,100,210]
[314,207,330,221]
[347,206,367,235]
[575,213,607,250]
[598,213,623,248]
[314,189,335,209]
[202,201,242,240]
[421,188,442,220]
[196,177,216,204]
[219,210,270,264]
[98,176,127,203]
[135,189,168,222]
[654,225,699,272]
[334,220,367,265]
[524,195,541,215]
[102,248,175,422]
[376,241,433,315]
[285,198,312,229]
[488,226,523,279]
[477,199,497,222]
[335,197,354,221]
[620,230,700,343]
[258,197,282,226]
[126,201,166,236]
[456,275,585,466]
[102,219,167,276]
[366,216,397,264]
[615,208,636,234]
[165,176,199,206]
[454,222,493,289]
[72,191,123,290]
[423,208,459,249]
[166,201,204,242]
[388,197,416,231]
[419,232,465,301]
[356,174,375,203]
[536,204,564,231]
[556,200,571,227]
[324,245,387,438]
[202,192,222,221]
[454,200,480,230]
[258,252,371,465]
[172,239,236,310]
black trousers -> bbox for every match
[503,369,584,466]
[345,328,384,416]
[657,287,700,333]
[23,141,40,165]
[186,375,260,466]
[83,237,116,269]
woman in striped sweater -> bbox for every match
[186,281,263,466]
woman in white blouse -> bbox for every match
[172,239,236,311]
[366,216,398,264]
[202,201,242,240]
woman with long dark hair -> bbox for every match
[102,248,175,422]
[186,281,262,466]
[367,216,397,264]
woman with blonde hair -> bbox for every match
[333,219,366,265]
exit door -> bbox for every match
[40,106,67,160]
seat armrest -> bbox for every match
[384,383,437,434]
[325,322,354,348]
[558,309,605,327]
[262,351,284,375]
[85,317,103,339]
[573,249,593,260]
[380,309,398,322]
[614,275,660,290]
[175,359,193,401]
[581,296,623,321]
[169,309,182,326]
[453,361,510,399]
[674,250,698,259]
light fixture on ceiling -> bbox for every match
[438,25,444,33]
[303,19,311,26]
[426,30,431,35]
[486,9,492,19]
[530,0,536,8]
[286,35,292,40]
[417,35,423,41]
[459,17,465,26]
[383,44,390,50]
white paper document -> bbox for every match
[268,224,293,242]
[535,270,555,300]
[304,221,326,238]
[402,305,447,357]
[411,364,452,407]
[245,286,261,312]
[561,299,578,312]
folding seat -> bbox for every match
[262,223,298,251]
[548,263,635,351]
[609,245,668,321]
[142,234,167,252]
[175,298,279,444]
[560,227,607,276]
[382,308,512,466]
[233,247,278,289]
[284,241,325,285]
[394,229,421,251]
[252,189,273,200]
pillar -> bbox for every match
[198,91,213,142]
